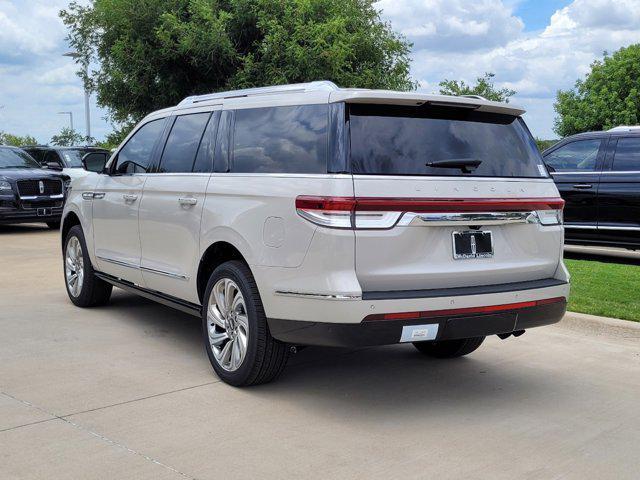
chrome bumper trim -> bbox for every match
[275,290,361,301]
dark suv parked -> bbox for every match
[23,145,110,175]
[542,127,640,249]
[0,146,68,228]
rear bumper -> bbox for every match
[268,299,567,347]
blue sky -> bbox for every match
[0,0,639,143]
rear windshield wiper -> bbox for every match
[425,158,482,174]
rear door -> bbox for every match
[543,138,605,240]
[138,111,217,302]
[597,135,640,246]
[347,104,564,292]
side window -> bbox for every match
[213,111,232,173]
[612,137,640,171]
[44,151,63,167]
[192,112,220,173]
[115,119,165,174]
[158,113,211,173]
[232,105,328,174]
[544,139,602,172]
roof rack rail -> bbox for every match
[460,94,489,101]
[178,81,340,106]
[608,125,640,132]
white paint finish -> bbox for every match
[138,174,210,302]
[352,176,563,291]
[91,174,146,285]
[200,174,354,269]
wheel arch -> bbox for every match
[61,211,81,250]
[197,241,250,304]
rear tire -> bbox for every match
[46,221,61,229]
[413,336,485,358]
[202,260,289,386]
[64,225,112,307]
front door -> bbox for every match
[139,111,218,302]
[544,138,606,242]
[92,118,167,285]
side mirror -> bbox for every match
[45,162,63,171]
[82,152,108,173]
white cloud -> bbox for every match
[379,0,640,138]
[378,0,524,52]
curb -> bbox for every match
[558,311,640,339]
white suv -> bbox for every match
[61,81,570,386]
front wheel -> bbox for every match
[202,261,288,386]
[64,225,112,307]
[413,336,485,358]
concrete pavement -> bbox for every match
[1,224,639,479]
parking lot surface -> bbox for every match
[1,224,639,480]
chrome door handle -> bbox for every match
[572,184,592,189]
[178,197,197,206]
[123,193,138,202]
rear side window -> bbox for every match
[159,113,211,173]
[544,139,602,172]
[232,105,328,173]
[612,137,640,171]
[115,119,165,174]
[349,104,547,178]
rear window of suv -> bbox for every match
[348,104,547,178]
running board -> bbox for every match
[94,272,202,318]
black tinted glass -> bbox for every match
[159,113,211,173]
[193,112,219,173]
[232,105,328,173]
[115,119,165,174]
[544,139,601,172]
[349,105,547,178]
[612,137,640,171]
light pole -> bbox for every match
[63,51,90,142]
[58,111,74,131]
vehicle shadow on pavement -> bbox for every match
[564,250,640,266]
[0,224,50,234]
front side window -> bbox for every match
[114,119,165,174]
[544,139,602,172]
[612,137,640,171]
[232,105,328,174]
[349,104,548,178]
[44,151,64,167]
[158,113,212,173]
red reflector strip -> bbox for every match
[296,196,564,213]
[366,297,566,322]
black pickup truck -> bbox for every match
[542,127,640,249]
[0,146,69,229]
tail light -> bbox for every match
[295,196,565,229]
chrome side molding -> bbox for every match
[97,256,189,281]
[275,290,361,301]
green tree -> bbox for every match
[535,138,558,152]
[439,72,516,103]
[554,45,640,137]
[0,131,39,147]
[51,128,85,146]
[60,0,415,125]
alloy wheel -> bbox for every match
[207,278,249,372]
[65,236,84,297]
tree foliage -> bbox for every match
[60,0,415,124]
[554,45,640,137]
[438,72,516,103]
[51,128,86,146]
[0,131,38,147]
[535,138,558,153]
